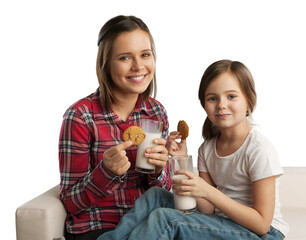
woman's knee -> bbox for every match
[145,187,173,202]
[149,208,176,222]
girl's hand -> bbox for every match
[145,137,169,174]
[172,169,212,199]
[103,141,133,176]
[166,131,188,156]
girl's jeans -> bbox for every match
[98,187,284,240]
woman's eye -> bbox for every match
[119,56,129,61]
[142,52,151,58]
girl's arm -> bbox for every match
[196,171,215,214]
[208,176,275,235]
[173,170,275,235]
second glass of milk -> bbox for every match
[170,155,197,212]
[135,119,163,174]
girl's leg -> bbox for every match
[128,208,270,240]
[259,226,284,240]
[98,187,174,240]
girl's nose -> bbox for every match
[218,98,227,109]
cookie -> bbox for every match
[177,120,189,140]
[123,126,146,146]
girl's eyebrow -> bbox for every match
[225,90,240,94]
[205,90,240,96]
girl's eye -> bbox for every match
[207,97,216,102]
[228,95,236,100]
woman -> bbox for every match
[59,15,171,240]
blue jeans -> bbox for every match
[98,187,284,240]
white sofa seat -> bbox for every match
[15,167,306,240]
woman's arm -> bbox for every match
[166,131,188,156]
[145,137,171,190]
[59,108,130,214]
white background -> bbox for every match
[1,0,305,238]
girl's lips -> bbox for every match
[215,113,231,119]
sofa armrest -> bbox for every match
[16,185,67,240]
[279,167,306,209]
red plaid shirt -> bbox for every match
[59,89,171,234]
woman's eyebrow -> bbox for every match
[114,52,131,57]
[115,49,152,57]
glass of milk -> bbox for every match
[170,155,197,212]
[135,119,163,174]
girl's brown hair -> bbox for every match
[198,60,257,140]
[96,15,157,111]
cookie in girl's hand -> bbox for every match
[123,126,146,146]
[177,120,189,140]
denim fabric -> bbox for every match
[98,187,283,240]
[65,228,114,240]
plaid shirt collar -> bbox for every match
[95,88,155,122]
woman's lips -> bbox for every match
[126,74,147,82]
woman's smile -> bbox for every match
[109,29,155,97]
[126,73,148,83]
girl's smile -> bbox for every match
[204,71,249,131]
[215,113,231,120]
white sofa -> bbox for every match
[16,167,306,240]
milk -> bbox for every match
[172,175,197,211]
[135,132,161,174]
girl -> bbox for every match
[99,60,289,240]
[59,15,171,240]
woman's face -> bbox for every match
[109,29,155,99]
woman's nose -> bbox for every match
[131,58,144,71]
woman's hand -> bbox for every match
[166,131,187,156]
[103,141,133,176]
[145,137,169,174]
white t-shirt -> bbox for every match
[197,127,289,236]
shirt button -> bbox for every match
[128,121,132,125]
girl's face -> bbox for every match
[109,29,155,99]
[204,72,249,131]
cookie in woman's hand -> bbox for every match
[177,120,189,140]
[123,126,146,146]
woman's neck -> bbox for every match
[111,94,139,122]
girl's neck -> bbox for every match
[216,123,252,157]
